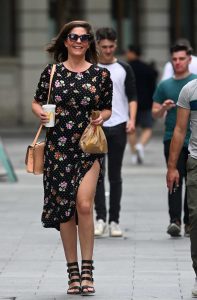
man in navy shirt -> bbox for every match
[126,45,157,164]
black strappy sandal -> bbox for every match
[81,260,95,296]
[67,262,81,295]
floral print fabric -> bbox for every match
[34,63,112,230]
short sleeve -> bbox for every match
[98,68,113,110]
[153,81,166,104]
[177,84,191,110]
[34,64,53,104]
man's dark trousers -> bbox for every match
[94,122,127,224]
[164,139,189,225]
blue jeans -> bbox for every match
[94,122,127,224]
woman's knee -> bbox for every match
[77,200,93,215]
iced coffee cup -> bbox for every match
[42,104,56,127]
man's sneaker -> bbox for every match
[184,224,190,237]
[131,153,138,165]
[136,143,145,164]
[167,222,181,237]
[109,221,123,237]
[192,277,197,297]
[94,219,106,237]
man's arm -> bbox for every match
[127,100,137,133]
[118,61,138,133]
[152,100,176,119]
[166,107,190,192]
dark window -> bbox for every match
[0,0,16,56]
[49,0,85,38]
[170,0,195,50]
[111,0,139,53]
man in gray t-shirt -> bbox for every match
[166,78,197,297]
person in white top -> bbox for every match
[94,27,137,237]
[161,39,197,80]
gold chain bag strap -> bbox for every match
[25,64,56,175]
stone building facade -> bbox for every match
[0,0,197,126]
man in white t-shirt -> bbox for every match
[94,27,137,237]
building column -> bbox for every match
[17,0,49,125]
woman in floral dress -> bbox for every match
[32,20,112,295]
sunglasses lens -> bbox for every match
[80,34,91,42]
[67,33,91,42]
[68,33,78,41]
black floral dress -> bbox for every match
[34,63,112,230]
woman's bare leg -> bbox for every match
[76,160,100,291]
[60,217,79,292]
[60,217,78,262]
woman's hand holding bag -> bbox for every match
[79,110,108,154]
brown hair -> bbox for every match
[170,44,192,55]
[46,20,98,64]
[96,27,117,42]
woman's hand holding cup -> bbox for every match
[41,104,56,127]
[40,111,50,125]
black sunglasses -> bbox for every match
[67,33,92,42]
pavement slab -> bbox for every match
[0,134,195,299]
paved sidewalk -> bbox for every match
[0,134,195,299]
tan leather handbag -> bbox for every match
[25,126,45,175]
[25,64,56,175]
